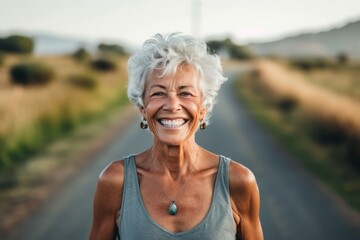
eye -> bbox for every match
[179,91,193,97]
[151,92,166,97]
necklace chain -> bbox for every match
[163,147,200,203]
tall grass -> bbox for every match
[237,59,360,209]
[295,66,360,101]
[254,60,360,137]
[0,54,128,169]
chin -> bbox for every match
[157,137,189,146]
[153,132,195,146]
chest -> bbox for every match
[138,173,216,233]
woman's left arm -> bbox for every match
[229,161,263,240]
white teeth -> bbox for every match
[160,119,185,128]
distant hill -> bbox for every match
[0,31,98,55]
[32,33,98,55]
[0,31,133,55]
[247,19,360,58]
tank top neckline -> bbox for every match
[130,154,225,237]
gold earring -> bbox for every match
[199,119,206,130]
[140,118,148,129]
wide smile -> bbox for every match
[157,118,188,128]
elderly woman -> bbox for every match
[90,33,263,240]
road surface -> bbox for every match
[8,65,360,240]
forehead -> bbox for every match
[147,64,200,87]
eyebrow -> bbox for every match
[179,85,195,90]
[149,85,195,90]
[149,84,167,90]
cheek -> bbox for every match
[142,98,162,115]
[181,99,203,116]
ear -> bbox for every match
[139,107,146,119]
[199,107,207,120]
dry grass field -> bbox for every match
[236,59,360,209]
[0,54,128,169]
[0,52,132,236]
[305,68,360,100]
[255,60,360,136]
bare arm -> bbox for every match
[229,161,263,240]
[89,161,124,240]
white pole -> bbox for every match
[191,0,201,38]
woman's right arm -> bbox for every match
[89,161,124,240]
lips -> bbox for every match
[158,118,187,128]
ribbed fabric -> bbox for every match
[118,155,236,240]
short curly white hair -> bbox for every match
[127,32,227,124]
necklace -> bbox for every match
[163,147,200,216]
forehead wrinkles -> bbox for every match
[148,66,199,90]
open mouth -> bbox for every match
[158,119,188,128]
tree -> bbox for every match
[206,38,254,60]
[0,35,34,54]
[336,52,349,65]
[98,43,127,56]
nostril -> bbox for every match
[163,96,181,111]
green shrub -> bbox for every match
[206,40,223,53]
[275,95,298,113]
[91,58,116,71]
[304,116,347,145]
[98,43,127,56]
[289,58,335,71]
[225,39,254,60]
[303,114,360,170]
[0,52,4,66]
[313,58,335,68]
[67,73,98,90]
[0,35,34,54]
[290,59,312,71]
[10,62,55,85]
[0,113,76,169]
[206,38,254,60]
[336,52,349,65]
[347,136,360,169]
[72,47,90,62]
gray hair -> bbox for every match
[127,32,227,124]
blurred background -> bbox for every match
[1,0,360,239]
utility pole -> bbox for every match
[191,0,201,38]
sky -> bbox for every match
[1,0,360,47]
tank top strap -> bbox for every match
[215,155,231,199]
[211,155,232,213]
[119,154,137,216]
[123,154,136,179]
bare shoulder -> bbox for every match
[228,160,263,240]
[229,160,258,189]
[95,159,125,213]
[99,159,124,184]
[228,160,260,213]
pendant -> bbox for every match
[168,201,178,215]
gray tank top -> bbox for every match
[118,155,236,239]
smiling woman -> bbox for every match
[141,65,204,146]
[89,33,263,240]
[127,33,227,125]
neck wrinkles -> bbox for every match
[150,140,200,180]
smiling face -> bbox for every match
[141,64,206,146]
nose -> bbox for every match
[163,93,181,112]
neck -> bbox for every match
[150,139,200,180]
